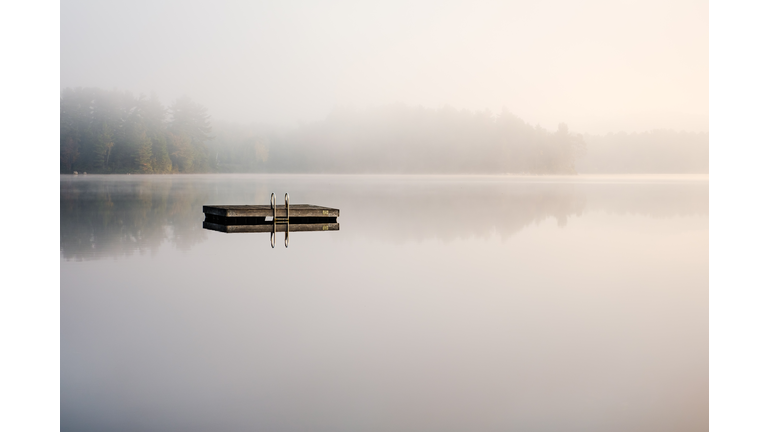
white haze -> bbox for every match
[60,0,708,134]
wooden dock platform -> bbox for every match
[203,205,339,219]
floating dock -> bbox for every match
[202,194,339,246]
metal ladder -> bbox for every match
[270,193,289,248]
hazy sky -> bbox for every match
[61,0,708,134]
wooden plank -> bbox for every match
[203,204,339,218]
[203,221,339,234]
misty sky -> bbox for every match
[61,0,708,134]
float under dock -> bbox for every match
[203,221,339,234]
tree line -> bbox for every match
[63,87,706,174]
[60,87,213,173]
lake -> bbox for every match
[60,174,708,432]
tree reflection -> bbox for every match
[60,175,708,260]
[60,176,209,260]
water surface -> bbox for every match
[61,174,708,432]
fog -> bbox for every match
[61,0,708,135]
[578,130,709,173]
[59,4,710,428]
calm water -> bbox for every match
[61,174,709,432]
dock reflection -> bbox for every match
[202,220,339,248]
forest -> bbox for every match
[60,88,212,174]
[60,87,707,174]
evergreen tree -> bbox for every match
[136,132,154,173]
[168,96,212,172]
[141,94,173,173]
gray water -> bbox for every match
[61,174,708,432]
